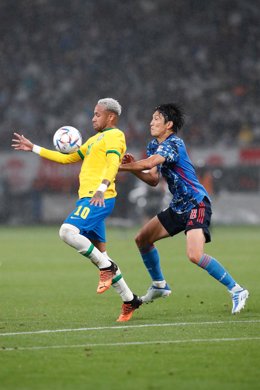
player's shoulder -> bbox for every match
[110,127,125,136]
[102,127,123,135]
[105,128,126,142]
[166,134,182,144]
[79,132,98,151]
[162,134,184,150]
[86,132,99,142]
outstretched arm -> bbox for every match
[12,132,81,164]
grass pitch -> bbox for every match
[0,225,260,390]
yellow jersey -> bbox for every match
[39,127,126,199]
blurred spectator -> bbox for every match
[0,0,259,149]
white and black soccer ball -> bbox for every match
[53,126,82,154]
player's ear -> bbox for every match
[166,121,174,130]
[108,112,117,122]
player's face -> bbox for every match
[150,111,169,138]
[92,104,111,132]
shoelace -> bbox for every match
[121,303,134,315]
[99,269,113,282]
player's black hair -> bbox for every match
[154,103,185,133]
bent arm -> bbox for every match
[90,152,121,206]
[120,154,165,186]
[103,152,121,184]
[120,154,165,172]
[132,166,160,186]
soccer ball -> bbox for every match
[53,126,82,154]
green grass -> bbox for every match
[0,225,260,390]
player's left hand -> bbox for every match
[122,153,135,164]
[90,191,105,207]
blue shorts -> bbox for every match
[63,197,116,243]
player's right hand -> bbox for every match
[90,191,105,207]
[11,133,34,152]
[122,153,135,164]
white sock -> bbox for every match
[102,251,134,302]
[87,246,112,268]
[59,223,111,268]
[152,280,167,288]
[230,283,243,293]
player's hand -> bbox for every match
[90,191,105,207]
[11,133,34,152]
[122,153,135,164]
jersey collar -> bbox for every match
[101,127,115,132]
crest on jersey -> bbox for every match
[97,134,105,141]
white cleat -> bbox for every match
[230,288,249,314]
[141,284,172,303]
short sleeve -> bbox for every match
[105,130,126,161]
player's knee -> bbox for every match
[135,232,144,248]
[59,223,80,244]
[187,249,202,264]
[135,231,152,249]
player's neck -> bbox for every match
[100,127,116,132]
[156,130,174,143]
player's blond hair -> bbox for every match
[98,98,122,116]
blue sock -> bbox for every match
[198,254,236,290]
[139,245,165,281]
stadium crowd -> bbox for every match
[1,0,259,150]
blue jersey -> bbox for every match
[147,134,210,213]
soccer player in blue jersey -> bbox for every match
[120,103,249,314]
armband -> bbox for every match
[97,183,108,192]
[32,145,41,154]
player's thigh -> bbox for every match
[135,216,170,247]
[63,197,115,233]
[186,229,205,263]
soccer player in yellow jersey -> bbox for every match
[12,98,142,322]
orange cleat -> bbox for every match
[97,261,118,294]
[116,295,142,322]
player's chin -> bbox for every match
[92,123,99,131]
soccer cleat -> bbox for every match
[141,283,172,303]
[230,288,249,314]
[116,294,142,322]
[97,261,118,294]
